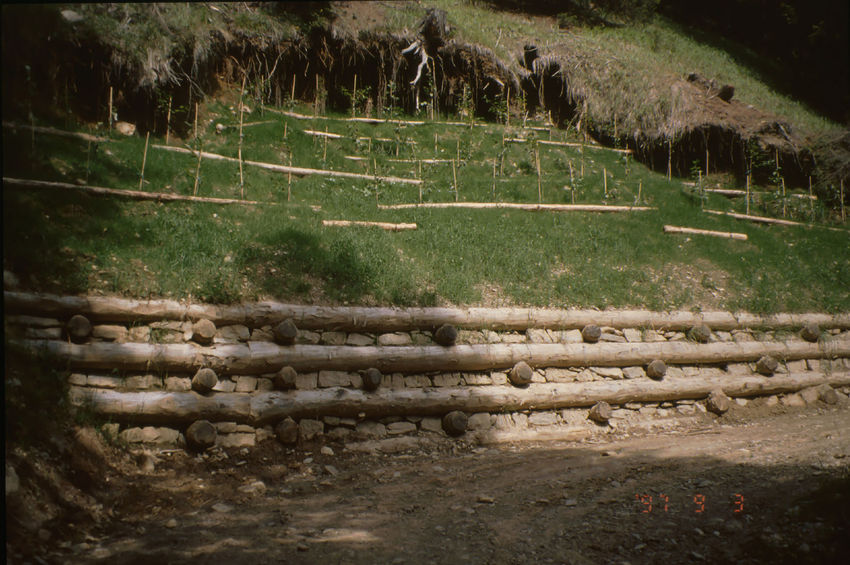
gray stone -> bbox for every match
[562,329,584,343]
[433,373,461,387]
[623,328,642,342]
[816,384,840,404]
[800,386,821,404]
[509,361,534,386]
[689,324,712,343]
[501,332,526,344]
[295,372,318,390]
[192,368,218,393]
[92,325,128,342]
[250,327,275,342]
[321,331,347,345]
[420,417,444,434]
[781,393,806,408]
[462,373,492,385]
[646,359,667,380]
[786,360,807,373]
[387,421,417,435]
[527,329,553,343]
[623,366,645,379]
[545,368,578,382]
[234,376,257,392]
[273,319,298,345]
[192,319,216,345]
[356,421,387,439]
[273,366,298,390]
[581,325,601,343]
[361,368,383,391]
[378,332,413,346]
[442,411,468,436]
[129,326,151,342]
[24,327,63,339]
[298,419,324,441]
[186,420,217,451]
[297,330,321,345]
[212,378,236,392]
[528,412,559,426]
[68,373,88,386]
[318,371,352,388]
[800,323,821,342]
[715,331,733,342]
[275,418,299,444]
[67,314,92,342]
[706,390,730,414]
[124,374,161,390]
[756,355,779,376]
[589,401,612,424]
[434,324,459,346]
[217,433,255,448]
[467,413,492,430]
[732,331,754,342]
[217,324,250,343]
[404,375,432,388]
[410,331,432,345]
[215,422,238,433]
[346,333,374,346]
[165,376,191,391]
[599,333,627,343]
[643,329,665,342]
[575,369,596,382]
[592,367,623,379]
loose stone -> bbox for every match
[706,389,730,414]
[361,368,383,391]
[800,322,820,342]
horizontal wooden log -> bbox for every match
[3,177,264,206]
[304,129,343,139]
[152,144,421,185]
[703,188,817,200]
[663,225,748,240]
[705,209,846,232]
[3,121,109,143]
[68,371,850,425]
[378,202,655,212]
[322,220,418,231]
[6,291,850,331]
[262,107,471,127]
[19,338,850,375]
[505,137,631,154]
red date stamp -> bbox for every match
[635,493,744,514]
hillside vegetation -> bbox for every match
[2,1,848,313]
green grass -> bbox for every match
[3,97,849,313]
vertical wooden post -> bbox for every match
[505,88,510,126]
[419,160,423,204]
[193,143,203,196]
[323,126,329,162]
[808,176,814,221]
[287,153,292,201]
[667,140,672,181]
[705,147,710,177]
[535,144,542,203]
[107,86,113,131]
[746,174,751,215]
[238,74,246,198]
[456,138,460,162]
[492,160,497,200]
[781,177,787,217]
[434,132,438,158]
[452,158,459,202]
[603,167,608,198]
[193,102,199,140]
[841,179,846,222]
[698,170,703,208]
[637,180,642,205]
[352,74,358,117]
[284,121,288,139]
[314,74,319,117]
[165,95,172,145]
[138,131,150,190]
[291,74,296,104]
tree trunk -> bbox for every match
[6,292,850,331]
[68,370,850,425]
[20,338,850,375]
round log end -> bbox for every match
[588,401,612,424]
[192,368,218,393]
[646,359,667,380]
[755,355,778,376]
[275,417,299,444]
[273,366,298,390]
[433,324,458,346]
[186,420,217,451]
[509,361,533,386]
[67,314,92,342]
[442,410,468,436]
[274,319,299,345]
[192,319,216,345]
[800,322,821,343]
[581,325,601,343]
[706,389,730,414]
[361,368,383,391]
[688,324,712,343]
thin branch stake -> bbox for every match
[536,144,543,202]
[452,158,459,202]
[193,141,203,196]
[138,131,150,190]
[107,86,113,132]
[165,95,172,145]
[808,176,814,221]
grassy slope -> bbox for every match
[2,2,848,312]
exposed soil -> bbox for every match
[7,403,849,565]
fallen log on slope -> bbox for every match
[67,370,850,425]
[6,291,850,331]
[152,144,422,185]
[2,121,109,143]
[377,202,655,212]
[19,338,850,375]
[704,209,846,232]
[322,220,418,231]
[3,178,265,206]
[663,225,748,240]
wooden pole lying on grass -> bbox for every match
[3,122,108,143]
[379,203,655,212]
[322,220,418,231]
[8,290,850,330]
[152,145,423,185]
[138,132,150,190]
[304,129,343,139]
[663,225,748,241]
[22,338,850,376]
[3,178,264,206]
[68,371,850,425]
[704,209,847,232]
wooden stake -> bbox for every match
[456,138,460,162]
[452,158,459,201]
[568,161,576,203]
[705,147,710,176]
[193,141,202,196]
[492,160,497,200]
[291,74,296,103]
[746,174,751,215]
[138,131,150,190]
[636,180,642,205]
[781,177,787,217]
[283,121,287,139]
[287,153,292,201]
[842,179,846,222]
[314,74,319,117]
[107,86,113,131]
[193,102,199,140]
[536,144,543,202]
[434,132,438,157]
[808,176,814,221]
[352,74,357,117]
[667,140,672,181]
[165,95,172,145]
[323,126,328,161]
[603,167,608,198]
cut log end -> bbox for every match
[509,361,533,387]
[442,411,468,436]
[186,420,217,451]
[192,319,216,345]
[273,366,298,390]
[361,368,383,391]
[434,324,458,346]
[646,359,667,380]
[192,368,218,393]
[275,417,299,444]
[588,401,612,424]
[274,319,298,345]
[67,314,92,343]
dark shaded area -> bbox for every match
[659,0,850,125]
